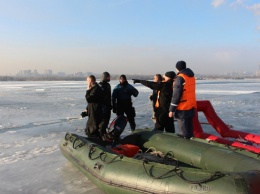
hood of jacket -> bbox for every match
[177,68,194,77]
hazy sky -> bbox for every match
[1,0,260,76]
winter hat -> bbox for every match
[165,71,176,79]
[120,74,127,81]
[102,72,110,82]
[176,61,186,71]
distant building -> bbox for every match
[16,70,23,76]
[86,72,92,76]
[23,70,32,76]
[57,72,66,76]
[16,70,31,76]
[33,70,38,76]
[75,72,84,77]
[256,65,260,77]
[45,70,53,76]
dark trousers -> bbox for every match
[154,110,175,133]
[177,118,193,139]
[117,104,136,130]
[99,111,111,135]
[85,104,102,137]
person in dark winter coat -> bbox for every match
[98,72,112,140]
[85,75,103,137]
[133,71,176,133]
[112,75,139,131]
[169,61,196,139]
[149,74,163,122]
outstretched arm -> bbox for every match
[132,79,162,90]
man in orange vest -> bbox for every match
[169,61,196,139]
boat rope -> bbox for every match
[72,138,85,149]
[65,133,75,142]
[142,160,225,183]
[164,151,179,165]
[88,144,100,160]
[88,144,124,162]
[224,143,260,156]
[144,147,157,153]
[99,152,124,164]
[225,144,241,151]
[135,147,168,161]
[64,133,86,149]
[174,169,226,184]
[142,159,178,179]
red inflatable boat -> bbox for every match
[193,100,260,154]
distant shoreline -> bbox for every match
[0,75,259,81]
[0,75,153,81]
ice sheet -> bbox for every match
[0,79,260,194]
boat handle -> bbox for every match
[72,138,85,149]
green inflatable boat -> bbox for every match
[120,131,260,173]
[60,131,260,194]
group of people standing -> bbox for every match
[83,60,196,141]
[83,72,138,141]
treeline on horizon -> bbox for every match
[0,74,259,81]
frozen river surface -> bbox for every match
[0,79,260,194]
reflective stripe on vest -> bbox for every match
[177,73,196,110]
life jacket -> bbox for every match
[155,80,167,108]
[155,91,160,108]
[177,73,196,110]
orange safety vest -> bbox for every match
[155,91,160,108]
[177,73,196,110]
[154,79,168,108]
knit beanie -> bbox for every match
[120,74,127,81]
[176,61,186,71]
[164,71,176,79]
[102,72,110,82]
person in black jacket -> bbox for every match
[133,71,176,133]
[98,72,112,140]
[112,75,139,131]
[84,75,103,137]
[149,74,163,122]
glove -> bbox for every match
[81,111,88,118]
[132,79,141,84]
[149,94,153,101]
